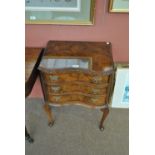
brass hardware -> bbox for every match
[91,76,102,83]
[50,75,59,81]
[91,89,100,94]
[102,66,113,75]
[51,86,61,93]
[53,96,61,102]
[90,98,98,103]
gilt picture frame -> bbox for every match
[110,63,129,108]
[109,0,129,13]
[25,0,95,25]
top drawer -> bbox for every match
[41,72,79,83]
[40,71,109,84]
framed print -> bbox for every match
[110,63,129,108]
[25,0,95,25]
[109,0,129,13]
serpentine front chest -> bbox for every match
[38,41,114,130]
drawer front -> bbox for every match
[41,71,109,84]
[48,94,84,104]
[86,96,106,106]
[42,72,79,83]
[78,72,109,84]
[47,94,107,106]
[46,83,107,95]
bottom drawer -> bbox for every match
[47,94,107,106]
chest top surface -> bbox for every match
[40,41,114,72]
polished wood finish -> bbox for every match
[42,41,113,71]
[99,107,110,131]
[41,71,109,84]
[25,47,44,96]
[99,107,109,131]
[43,104,54,127]
[25,126,34,143]
[39,41,114,130]
[45,82,108,95]
[25,47,44,142]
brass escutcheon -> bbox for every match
[91,76,102,83]
[90,98,98,103]
[50,75,59,81]
[53,96,61,102]
[51,86,61,93]
[92,89,100,94]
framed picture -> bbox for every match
[25,0,95,25]
[109,0,129,13]
[110,63,129,108]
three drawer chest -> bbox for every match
[38,41,114,130]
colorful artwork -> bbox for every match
[122,80,129,104]
[111,64,129,108]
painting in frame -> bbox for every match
[109,0,129,13]
[110,63,129,108]
[25,0,95,25]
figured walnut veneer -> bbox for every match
[39,41,114,130]
[39,41,114,107]
[43,41,113,71]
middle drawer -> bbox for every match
[45,83,108,95]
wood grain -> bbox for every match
[39,41,114,107]
[43,41,113,71]
[39,41,114,129]
[45,82,108,95]
[25,47,44,97]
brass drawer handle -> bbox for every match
[50,75,59,81]
[91,89,100,94]
[90,98,98,103]
[53,96,61,102]
[51,86,61,93]
[91,76,102,83]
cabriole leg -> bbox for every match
[25,126,34,143]
[99,107,109,131]
[43,104,55,127]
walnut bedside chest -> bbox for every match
[38,41,114,131]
